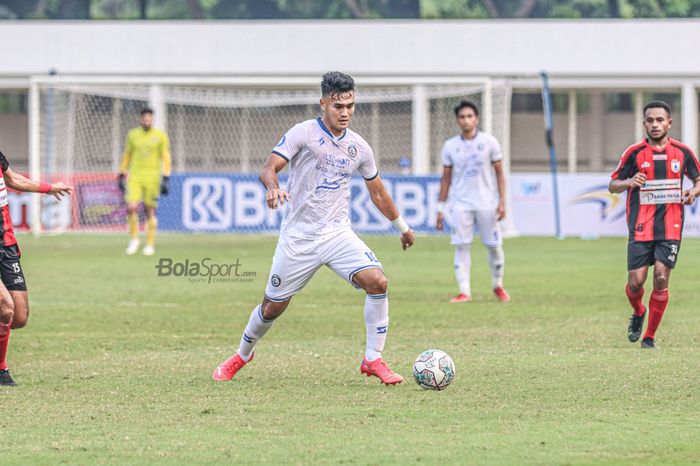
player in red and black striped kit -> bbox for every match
[0,151,72,386]
[609,101,700,349]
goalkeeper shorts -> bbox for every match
[125,175,160,207]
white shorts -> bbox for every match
[449,209,502,247]
[264,229,383,302]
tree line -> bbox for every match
[1,0,698,20]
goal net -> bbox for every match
[27,78,512,235]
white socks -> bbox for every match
[454,245,472,295]
[487,245,505,288]
[237,304,274,361]
[364,293,389,362]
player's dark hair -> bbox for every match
[643,100,671,116]
[454,99,479,117]
[321,71,355,98]
[140,107,154,116]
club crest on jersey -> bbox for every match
[271,274,281,287]
[347,144,357,158]
[671,159,681,173]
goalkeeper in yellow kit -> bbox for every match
[118,108,172,256]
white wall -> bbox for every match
[3,20,700,79]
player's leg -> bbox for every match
[212,297,291,381]
[213,236,321,381]
[325,230,402,385]
[449,209,474,303]
[641,241,678,348]
[143,206,157,256]
[0,282,14,385]
[475,210,509,302]
[626,240,653,342]
[0,245,23,386]
[125,175,144,254]
[142,178,160,256]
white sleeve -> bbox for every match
[358,144,379,180]
[272,123,306,161]
[489,136,504,163]
[441,141,453,167]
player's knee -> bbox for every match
[653,273,669,290]
[366,274,388,295]
[0,297,14,324]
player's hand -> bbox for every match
[436,213,444,231]
[160,176,170,196]
[629,172,647,188]
[682,189,697,205]
[496,202,506,221]
[401,229,415,251]
[49,182,73,201]
[266,188,290,209]
[117,173,126,194]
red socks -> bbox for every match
[644,289,669,340]
[0,324,10,371]
[625,284,645,317]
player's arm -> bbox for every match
[365,176,415,250]
[160,134,172,195]
[117,137,132,194]
[2,167,73,200]
[436,166,451,231]
[259,153,290,209]
[609,174,646,193]
[493,160,506,220]
[609,148,645,193]
[682,176,700,204]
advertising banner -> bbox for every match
[8,172,700,237]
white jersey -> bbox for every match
[441,131,503,211]
[272,118,378,238]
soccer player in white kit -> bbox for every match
[436,100,510,303]
[213,72,415,385]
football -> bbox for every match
[413,349,455,390]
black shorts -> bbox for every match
[0,244,27,291]
[627,239,681,271]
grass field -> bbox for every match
[2,233,699,465]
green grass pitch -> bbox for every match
[2,234,699,465]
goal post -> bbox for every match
[27,75,514,236]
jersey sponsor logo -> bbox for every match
[348,144,357,158]
[671,159,681,173]
[271,274,281,287]
[182,178,233,230]
[0,177,7,208]
[315,178,341,192]
[640,189,681,205]
[641,179,681,190]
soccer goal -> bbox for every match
[27,76,513,235]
